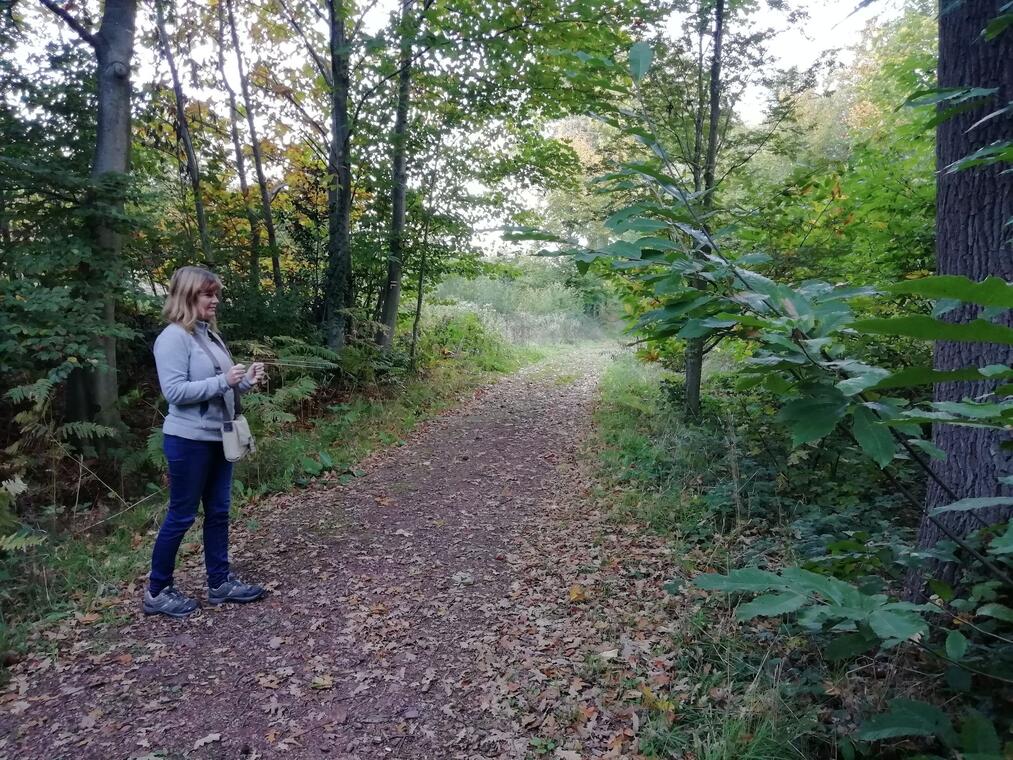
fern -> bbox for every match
[271,376,318,411]
[0,530,46,553]
[4,377,54,407]
[56,421,117,441]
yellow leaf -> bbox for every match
[568,584,588,602]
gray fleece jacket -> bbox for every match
[153,321,253,442]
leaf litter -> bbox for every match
[0,347,706,759]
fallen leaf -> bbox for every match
[193,732,222,749]
[568,584,588,602]
[311,674,334,689]
[268,636,284,650]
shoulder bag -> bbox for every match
[192,330,257,462]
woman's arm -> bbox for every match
[154,328,229,406]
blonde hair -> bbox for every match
[162,266,223,332]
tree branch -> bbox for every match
[38,0,97,47]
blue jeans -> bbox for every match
[149,434,233,594]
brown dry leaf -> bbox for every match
[193,732,222,749]
[568,584,588,603]
[78,708,102,730]
[256,672,282,689]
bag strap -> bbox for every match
[191,329,242,419]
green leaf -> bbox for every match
[931,497,1013,516]
[983,11,1013,40]
[960,712,1000,755]
[869,609,928,646]
[856,699,954,742]
[853,316,1013,345]
[988,521,1013,555]
[945,630,968,661]
[825,632,876,661]
[945,665,972,692]
[736,591,808,621]
[300,456,323,476]
[851,407,895,468]
[976,603,1013,623]
[693,568,784,593]
[904,87,998,108]
[777,390,849,447]
[628,42,652,83]
[910,438,947,461]
[887,276,1013,308]
[872,365,1012,390]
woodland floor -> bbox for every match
[0,347,697,760]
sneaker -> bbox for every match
[208,573,266,606]
[143,586,199,619]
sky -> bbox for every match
[721,0,909,123]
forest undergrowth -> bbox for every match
[590,355,948,758]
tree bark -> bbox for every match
[226,0,283,289]
[216,0,262,286]
[908,0,1013,591]
[89,2,138,431]
[377,0,416,348]
[155,0,211,261]
[41,0,137,430]
[321,0,354,350]
[684,0,724,420]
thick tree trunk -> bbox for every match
[684,0,724,420]
[216,0,261,286]
[322,0,354,350]
[226,0,282,289]
[65,0,138,430]
[377,0,415,349]
[155,0,211,261]
[909,1,1013,591]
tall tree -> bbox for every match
[215,0,262,285]
[226,0,283,288]
[155,0,212,261]
[321,0,354,350]
[682,0,725,419]
[39,0,139,429]
[377,0,429,348]
[911,0,1013,585]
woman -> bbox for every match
[144,266,267,618]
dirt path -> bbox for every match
[1,347,688,760]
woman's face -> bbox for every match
[196,288,219,322]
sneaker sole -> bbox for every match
[142,605,198,619]
[208,590,266,606]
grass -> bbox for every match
[0,340,541,674]
[588,355,825,759]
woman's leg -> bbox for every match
[201,446,234,589]
[149,435,213,595]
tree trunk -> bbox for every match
[155,0,211,262]
[908,0,1013,592]
[321,0,354,350]
[67,0,138,431]
[0,186,11,275]
[377,0,415,349]
[226,0,282,289]
[216,0,261,286]
[684,0,724,420]
[409,243,427,371]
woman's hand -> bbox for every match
[226,364,247,387]
[245,362,266,386]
